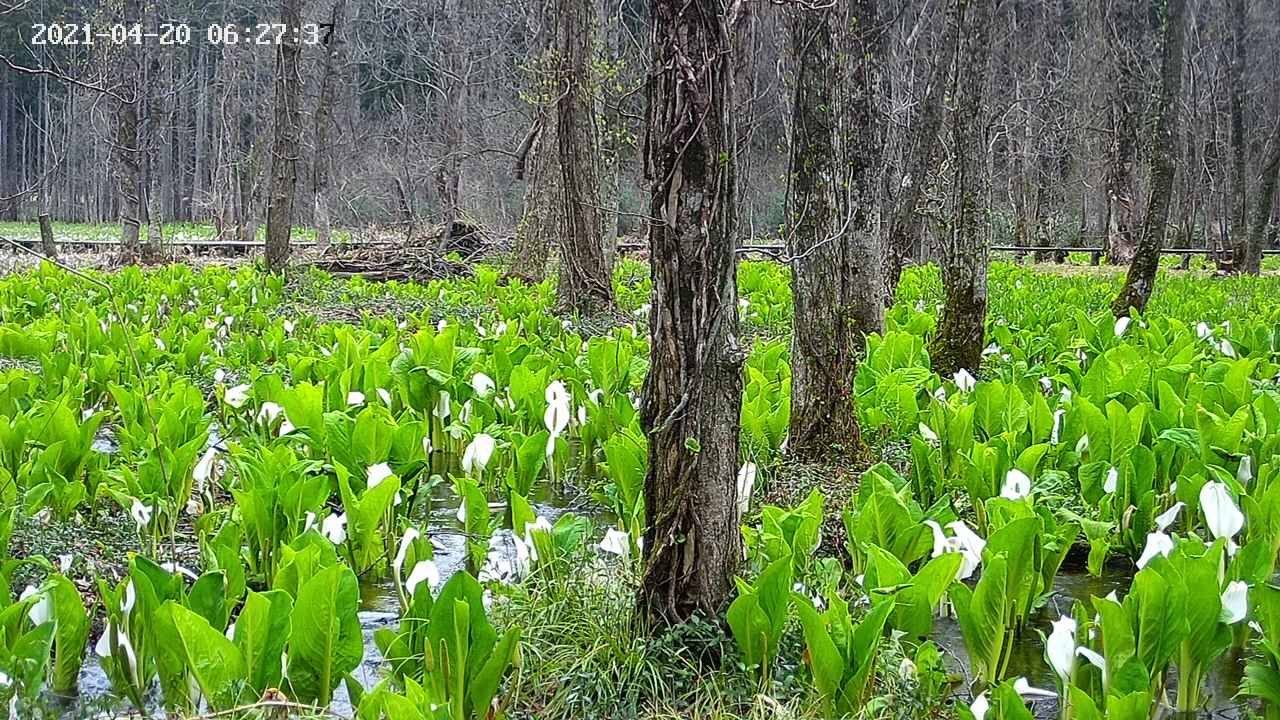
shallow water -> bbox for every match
[931,559,1252,718]
[56,450,599,719]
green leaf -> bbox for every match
[287,564,364,706]
[161,601,247,711]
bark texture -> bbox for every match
[312,0,348,252]
[1227,0,1256,274]
[265,0,305,272]
[114,0,143,260]
[885,3,962,302]
[639,0,744,627]
[929,0,991,377]
[1112,0,1186,316]
[511,112,560,282]
[1248,121,1280,261]
[555,0,615,314]
[786,1,882,461]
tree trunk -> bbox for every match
[312,0,348,253]
[1227,0,1256,273]
[1078,0,1110,252]
[786,1,882,462]
[1112,0,1186,316]
[1104,0,1144,265]
[115,57,143,260]
[434,0,465,253]
[265,0,305,273]
[144,41,165,257]
[554,0,614,314]
[640,0,744,627]
[1248,121,1280,262]
[929,0,991,377]
[510,112,560,282]
[885,0,962,303]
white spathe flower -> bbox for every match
[1199,481,1244,548]
[129,498,153,529]
[1155,501,1185,531]
[982,343,1002,357]
[283,319,295,334]
[193,446,218,490]
[1238,456,1254,485]
[1000,469,1032,501]
[970,692,989,720]
[1050,409,1066,444]
[456,502,467,524]
[121,580,136,615]
[925,520,985,580]
[278,420,296,437]
[543,399,570,439]
[919,423,939,444]
[1075,433,1090,454]
[1219,339,1237,357]
[94,622,138,680]
[1114,316,1131,337]
[1221,581,1248,624]
[953,369,976,393]
[367,462,395,488]
[1136,531,1174,569]
[433,391,452,421]
[20,586,52,626]
[1012,677,1056,698]
[600,528,631,557]
[223,383,251,408]
[58,553,73,574]
[394,528,420,582]
[257,401,284,425]
[462,433,496,476]
[545,380,569,407]
[1196,322,1212,340]
[213,368,226,384]
[471,372,496,397]
[405,560,440,598]
[1039,377,1053,394]
[1045,616,1077,683]
[347,391,366,406]
[321,513,347,545]
[377,388,393,405]
[160,562,199,581]
[737,462,758,515]
[1103,466,1119,494]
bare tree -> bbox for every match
[785,0,882,461]
[312,0,348,252]
[113,0,143,260]
[885,0,959,301]
[929,0,991,377]
[640,0,745,626]
[1113,0,1187,316]
[554,0,614,313]
[265,0,306,272]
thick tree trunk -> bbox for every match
[786,1,882,462]
[640,0,744,627]
[555,0,614,314]
[885,0,962,303]
[1228,0,1253,273]
[1104,0,1144,265]
[434,0,465,253]
[1112,0,1186,316]
[264,0,305,273]
[312,0,347,253]
[929,0,991,377]
[115,80,143,260]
